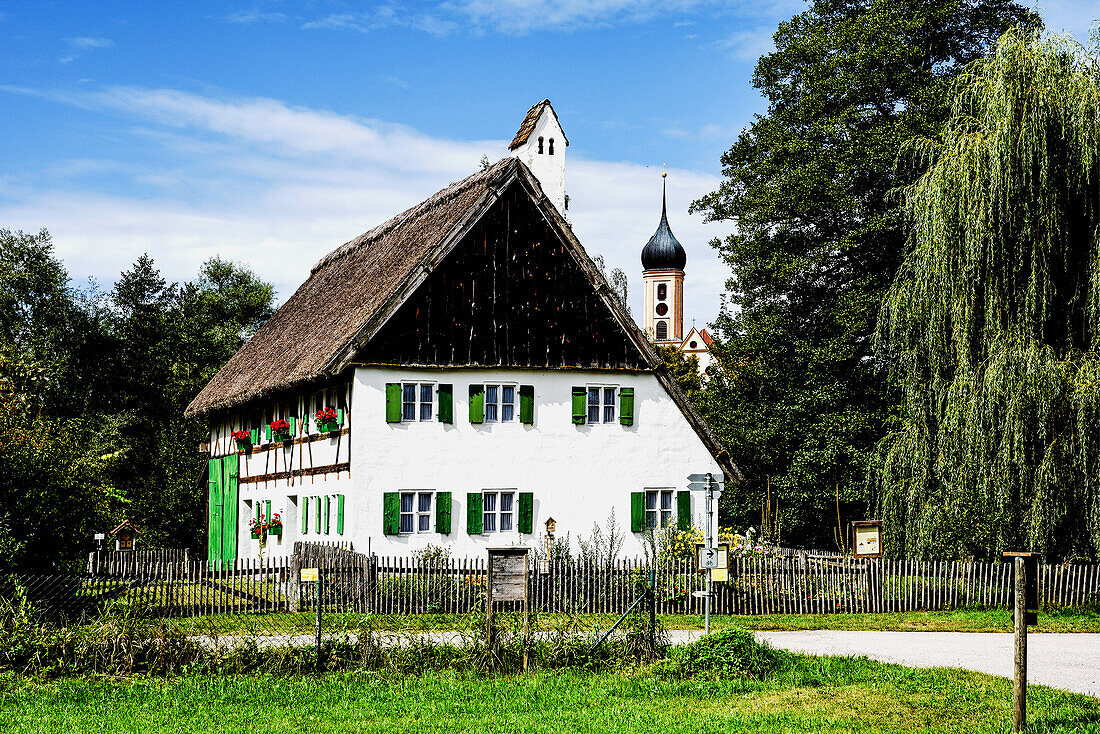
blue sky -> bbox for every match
[1,1,1096,323]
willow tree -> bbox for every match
[874,28,1100,560]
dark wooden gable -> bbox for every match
[358,184,647,369]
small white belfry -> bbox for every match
[509,99,568,215]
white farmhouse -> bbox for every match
[184,102,739,562]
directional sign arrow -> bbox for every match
[687,473,710,482]
[691,591,714,599]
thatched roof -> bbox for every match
[184,157,740,481]
[508,99,569,150]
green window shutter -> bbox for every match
[337,408,345,426]
[385,383,402,423]
[438,384,454,424]
[571,386,586,424]
[250,428,259,444]
[265,423,272,441]
[383,492,399,535]
[677,491,691,531]
[469,384,484,424]
[337,495,345,535]
[467,492,483,534]
[314,496,322,534]
[519,385,534,424]
[324,496,331,535]
[265,500,272,523]
[630,491,646,533]
[436,491,452,534]
[289,416,297,437]
[302,496,309,534]
[518,492,534,534]
[619,387,635,426]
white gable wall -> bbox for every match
[511,111,567,216]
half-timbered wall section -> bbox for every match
[206,381,354,556]
[360,186,645,370]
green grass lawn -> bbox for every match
[162,606,1100,638]
[2,656,1098,733]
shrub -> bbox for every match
[661,628,788,679]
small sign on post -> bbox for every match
[850,520,883,558]
[487,547,531,669]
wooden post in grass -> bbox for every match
[1004,552,1037,733]
[1014,557,1026,732]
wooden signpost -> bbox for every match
[487,547,531,667]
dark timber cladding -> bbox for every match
[362,186,644,369]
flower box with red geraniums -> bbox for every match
[268,418,292,442]
[250,513,283,539]
[315,406,343,433]
[232,429,255,451]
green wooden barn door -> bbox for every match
[207,458,223,562]
[221,455,239,562]
[206,455,240,565]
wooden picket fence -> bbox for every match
[21,551,1100,621]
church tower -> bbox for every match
[509,99,568,214]
[641,173,686,344]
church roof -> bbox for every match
[641,179,687,271]
[508,99,569,150]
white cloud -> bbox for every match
[225,9,289,24]
[59,36,113,64]
[301,8,458,36]
[717,24,776,61]
[0,86,731,328]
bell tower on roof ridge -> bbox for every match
[509,99,568,215]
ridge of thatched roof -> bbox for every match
[183,156,740,482]
[508,99,569,150]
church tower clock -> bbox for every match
[641,173,686,344]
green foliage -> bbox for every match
[0,230,275,566]
[874,30,1100,560]
[655,344,701,397]
[660,628,788,679]
[691,0,1039,548]
[0,352,121,573]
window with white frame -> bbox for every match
[402,383,434,422]
[482,490,515,532]
[400,491,434,534]
[646,489,674,529]
[587,386,617,423]
[484,384,516,422]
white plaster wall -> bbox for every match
[512,110,566,216]
[346,367,723,559]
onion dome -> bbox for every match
[641,175,687,271]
